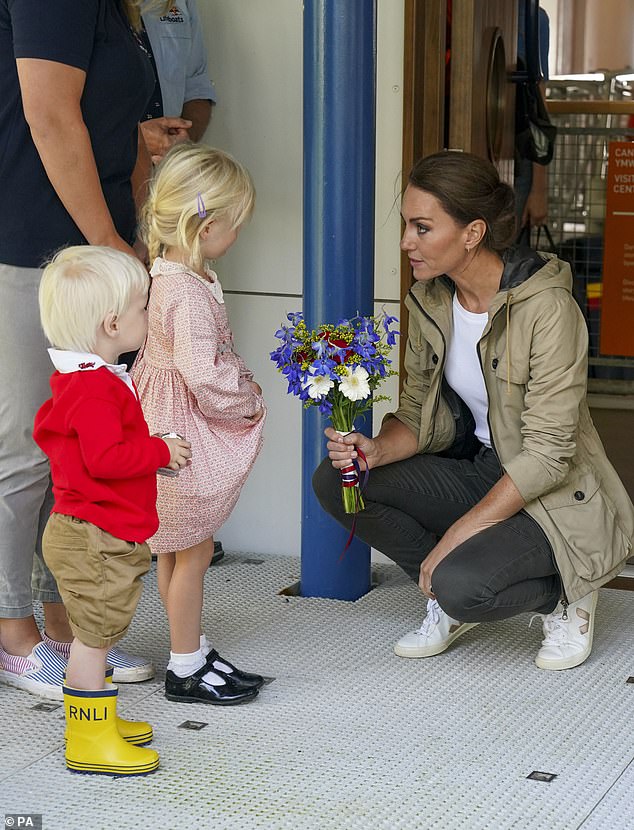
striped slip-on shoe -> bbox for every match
[107,647,155,683]
[0,641,66,700]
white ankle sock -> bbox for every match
[200,634,234,673]
[167,649,205,678]
[200,667,227,686]
[168,648,226,686]
[211,655,233,673]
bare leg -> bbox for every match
[43,601,73,642]
[163,539,214,655]
[0,616,42,656]
[66,639,108,689]
[156,551,175,610]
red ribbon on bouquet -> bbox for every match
[339,447,369,561]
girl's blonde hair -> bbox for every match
[140,143,255,272]
[39,246,149,353]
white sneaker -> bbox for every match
[107,647,155,683]
[534,591,598,671]
[394,599,479,658]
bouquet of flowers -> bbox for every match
[270,311,398,514]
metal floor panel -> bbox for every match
[1,554,633,830]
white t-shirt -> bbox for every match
[444,293,491,448]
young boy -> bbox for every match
[33,246,191,776]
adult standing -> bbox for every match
[139,0,216,162]
[0,0,157,699]
[314,151,634,671]
[515,2,551,228]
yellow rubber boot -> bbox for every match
[63,685,159,776]
[105,668,153,746]
[63,670,153,746]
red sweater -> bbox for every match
[33,367,171,543]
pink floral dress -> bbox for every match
[132,257,265,553]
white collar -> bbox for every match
[47,349,135,394]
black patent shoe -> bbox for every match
[205,649,264,690]
[165,665,259,705]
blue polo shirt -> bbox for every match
[0,0,154,268]
[142,0,216,119]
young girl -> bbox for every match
[132,144,266,705]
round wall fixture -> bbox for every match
[486,28,507,162]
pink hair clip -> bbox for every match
[197,192,207,218]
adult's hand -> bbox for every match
[108,236,140,260]
[521,83,549,228]
[418,537,459,599]
[521,164,548,228]
[140,117,192,162]
[325,417,418,472]
[324,427,378,471]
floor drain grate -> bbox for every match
[31,702,62,712]
[178,720,208,731]
[527,771,557,782]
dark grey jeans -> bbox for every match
[312,446,560,622]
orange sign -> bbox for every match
[600,141,634,356]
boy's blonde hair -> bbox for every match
[39,246,150,353]
[140,143,255,272]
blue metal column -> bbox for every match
[301,0,377,600]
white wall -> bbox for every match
[198,0,404,556]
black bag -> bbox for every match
[515,223,556,252]
[533,223,557,253]
[515,62,557,166]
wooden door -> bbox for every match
[449,0,517,182]
[400,0,518,376]
[402,0,517,183]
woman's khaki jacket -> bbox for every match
[392,248,634,603]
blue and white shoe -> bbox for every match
[107,647,155,683]
[0,641,66,700]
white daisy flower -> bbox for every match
[338,366,370,401]
[302,372,335,399]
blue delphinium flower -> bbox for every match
[311,338,331,360]
[271,309,398,407]
[381,311,399,347]
[310,356,337,379]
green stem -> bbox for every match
[341,483,364,514]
